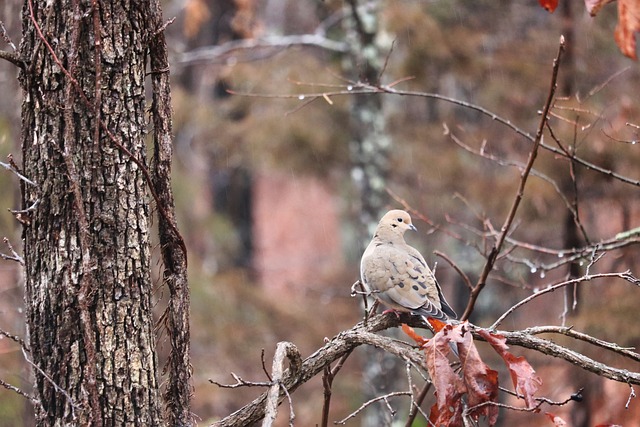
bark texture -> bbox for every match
[19,0,163,424]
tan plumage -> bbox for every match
[360,209,457,322]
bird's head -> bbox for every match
[379,209,417,235]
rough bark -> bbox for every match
[19,0,163,424]
[147,0,193,424]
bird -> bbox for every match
[360,209,457,323]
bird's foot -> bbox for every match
[382,308,402,319]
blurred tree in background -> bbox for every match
[1,0,639,426]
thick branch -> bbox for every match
[495,328,640,385]
[212,308,640,426]
[522,326,640,362]
[0,49,24,68]
[211,314,425,427]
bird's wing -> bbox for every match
[362,243,449,320]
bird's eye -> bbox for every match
[397,218,403,222]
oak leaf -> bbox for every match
[584,0,639,59]
[477,329,543,409]
[451,325,499,425]
[614,0,640,59]
[423,324,466,427]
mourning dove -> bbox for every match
[360,209,457,322]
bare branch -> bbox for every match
[434,250,473,291]
[321,350,352,427]
[177,35,349,66]
[0,378,37,404]
[626,385,636,409]
[0,325,28,351]
[523,326,640,362]
[493,328,640,385]
[462,36,566,320]
[210,314,426,427]
[0,159,37,187]
[210,373,271,389]
[335,391,412,425]
[404,381,432,427]
[491,271,639,329]
[0,20,17,51]
[22,348,80,419]
[0,237,25,265]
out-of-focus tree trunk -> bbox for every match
[344,0,391,238]
[18,0,187,424]
[342,1,402,425]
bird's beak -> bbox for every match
[409,224,417,232]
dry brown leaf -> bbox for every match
[422,323,500,426]
[183,0,211,39]
[584,0,639,59]
[477,329,543,409]
[452,325,499,425]
[615,0,640,59]
[424,324,466,426]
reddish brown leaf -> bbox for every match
[450,324,499,425]
[427,317,448,333]
[401,323,428,346]
[424,324,466,426]
[615,0,640,59]
[424,323,500,426]
[545,412,569,426]
[539,0,559,12]
[585,0,639,59]
[477,329,543,409]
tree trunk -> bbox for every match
[19,0,164,424]
[342,2,404,426]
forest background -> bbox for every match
[0,0,639,426]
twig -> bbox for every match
[261,349,273,382]
[491,271,639,329]
[493,328,640,385]
[434,250,473,290]
[626,385,636,409]
[321,350,352,427]
[0,237,25,265]
[0,160,37,186]
[334,391,411,425]
[0,325,28,351]
[499,385,583,407]
[404,381,432,427]
[0,378,37,404]
[0,20,17,51]
[522,326,640,362]
[177,34,349,65]
[461,36,566,321]
[22,348,79,419]
[210,373,271,389]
